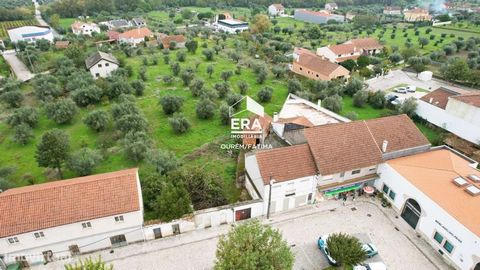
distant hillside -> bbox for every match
[0,0,33,9]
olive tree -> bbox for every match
[67,148,102,176]
[83,110,109,132]
[35,129,70,179]
[160,95,184,115]
[45,98,78,124]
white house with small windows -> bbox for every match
[268,4,286,16]
[0,169,144,268]
[375,147,480,270]
[213,18,249,33]
[71,21,100,36]
[85,51,119,79]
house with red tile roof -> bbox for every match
[160,35,186,49]
[245,114,430,215]
[417,87,480,145]
[376,147,480,270]
[404,7,432,22]
[268,4,285,16]
[294,9,344,24]
[0,169,144,267]
[291,48,350,80]
[118,27,153,46]
[317,38,383,63]
[71,21,100,36]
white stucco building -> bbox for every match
[118,27,153,46]
[213,19,249,34]
[417,88,480,145]
[7,26,54,44]
[268,4,285,16]
[71,21,100,36]
[245,114,431,215]
[0,169,144,268]
[375,147,480,270]
[85,51,119,79]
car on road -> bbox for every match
[391,97,405,106]
[406,85,416,92]
[354,262,387,270]
[317,234,339,266]
[362,243,378,258]
[393,87,407,93]
[385,94,398,103]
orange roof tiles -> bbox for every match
[161,35,186,49]
[451,93,480,108]
[419,87,459,109]
[348,38,383,50]
[119,27,152,39]
[296,52,348,77]
[388,149,480,237]
[329,43,358,55]
[0,169,141,238]
[256,144,317,184]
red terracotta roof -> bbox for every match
[161,35,186,49]
[0,169,141,238]
[347,38,383,50]
[277,116,314,127]
[329,43,358,55]
[419,87,459,109]
[450,93,480,108]
[297,9,333,17]
[256,144,317,184]
[296,52,348,77]
[405,7,429,14]
[119,27,152,39]
[107,30,120,40]
[272,4,285,10]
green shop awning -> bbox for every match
[324,184,361,196]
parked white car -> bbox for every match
[406,85,416,92]
[391,97,405,106]
[393,87,407,93]
[354,262,387,270]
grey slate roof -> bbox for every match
[110,19,130,28]
[132,18,146,26]
[85,51,119,69]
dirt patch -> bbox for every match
[444,134,480,162]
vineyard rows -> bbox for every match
[0,20,37,38]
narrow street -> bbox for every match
[2,50,35,82]
[33,0,60,38]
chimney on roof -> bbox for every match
[429,97,433,103]
[317,99,322,109]
[382,140,388,153]
[273,112,279,122]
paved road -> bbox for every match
[366,69,476,94]
[37,200,450,270]
[33,0,60,38]
[2,50,34,82]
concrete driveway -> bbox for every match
[366,69,475,94]
[36,200,450,270]
[2,50,35,82]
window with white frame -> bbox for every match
[34,232,45,239]
[352,169,361,175]
[432,231,455,254]
[114,215,124,222]
[382,184,390,194]
[7,237,19,244]
[82,222,92,229]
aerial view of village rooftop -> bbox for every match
[0,0,479,269]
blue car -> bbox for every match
[317,234,339,266]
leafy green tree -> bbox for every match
[345,111,358,120]
[71,85,102,107]
[215,82,230,99]
[441,57,471,82]
[66,71,95,92]
[272,65,287,78]
[1,90,23,108]
[46,98,78,124]
[32,75,61,102]
[189,79,205,97]
[106,80,133,99]
[64,256,112,270]
[206,65,214,78]
[237,81,249,95]
[123,131,150,162]
[288,78,302,94]
[111,99,140,119]
[251,14,271,34]
[256,68,268,84]
[116,114,148,135]
[353,90,369,107]
[64,44,85,67]
[160,95,184,115]
[389,52,403,64]
[220,70,233,82]
[152,180,192,221]
[13,123,33,145]
[185,40,198,53]
[196,99,216,119]
[67,148,102,176]
[369,91,386,109]
[0,178,15,192]
[340,59,358,71]
[257,87,273,102]
[130,80,145,96]
[35,129,70,179]
[214,220,294,270]
[7,107,39,128]
[202,49,214,61]
[146,149,181,175]
[356,55,370,68]
[176,50,186,62]
[419,37,429,48]
[344,77,363,96]
[327,233,367,269]
[180,69,195,86]
[408,56,430,74]
[322,95,343,113]
[396,97,418,117]
[169,113,191,134]
[83,110,109,132]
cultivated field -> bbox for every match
[0,19,37,38]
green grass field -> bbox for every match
[58,18,76,30]
[0,19,38,38]
[0,56,10,77]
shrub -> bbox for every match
[196,98,216,119]
[146,149,181,175]
[288,78,302,94]
[131,80,145,96]
[322,95,342,113]
[1,91,23,108]
[345,111,358,120]
[160,95,184,115]
[369,91,386,109]
[353,90,369,107]
[257,87,273,102]
[7,107,39,128]
[67,148,102,176]
[215,82,230,99]
[116,114,148,134]
[13,124,33,145]
[237,81,249,95]
[190,79,205,97]
[45,98,78,124]
[219,103,230,125]
[106,80,133,99]
[169,113,191,134]
[71,85,102,107]
[32,75,61,102]
[123,131,150,162]
[83,110,109,132]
